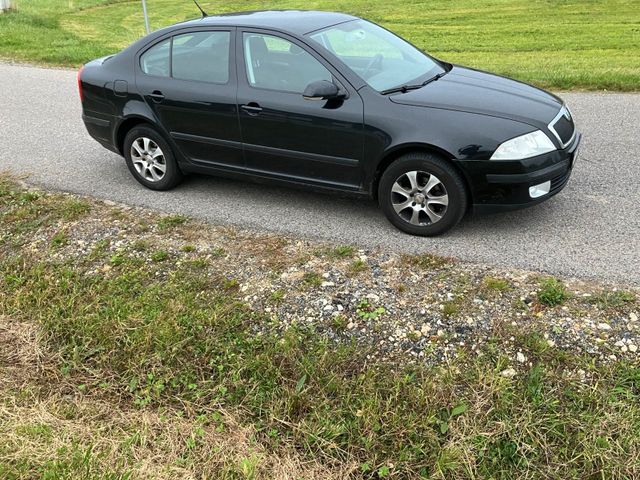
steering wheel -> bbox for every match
[362,53,383,78]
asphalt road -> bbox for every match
[1,63,638,284]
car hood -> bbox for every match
[389,65,563,129]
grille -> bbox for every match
[553,115,574,145]
[550,108,575,146]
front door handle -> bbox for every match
[149,90,165,102]
[241,103,262,115]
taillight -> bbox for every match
[77,66,85,103]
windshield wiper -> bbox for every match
[380,70,449,95]
[422,70,447,86]
[380,84,423,95]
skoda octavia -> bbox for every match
[79,10,580,236]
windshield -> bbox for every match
[307,19,443,92]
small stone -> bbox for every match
[516,352,526,363]
[337,304,344,312]
[366,293,380,302]
[437,329,445,337]
[597,323,612,330]
[614,340,625,347]
[547,339,556,347]
[420,324,431,334]
[322,272,331,278]
[500,368,517,378]
[630,312,638,322]
[321,281,335,287]
[347,322,356,330]
[628,344,638,353]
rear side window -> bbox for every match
[140,38,170,77]
[139,31,230,84]
[172,31,230,83]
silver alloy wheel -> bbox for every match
[130,137,166,182]
[391,170,449,225]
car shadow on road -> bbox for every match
[170,170,570,242]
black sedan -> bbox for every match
[79,10,580,236]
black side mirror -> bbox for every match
[302,80,345,100]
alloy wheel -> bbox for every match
[130,137,166,182]
[391,170,449,225]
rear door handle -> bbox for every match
[149,90,164,102]
[241,103,262,115]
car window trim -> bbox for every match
[136,26,237,85]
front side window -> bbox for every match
[243,32,332,93]
[308,20,443,91]
[140,31,230,83]
[172,31,230,83]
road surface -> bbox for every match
[1,63,638,284]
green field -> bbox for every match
[0,0,639,90]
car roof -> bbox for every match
[178,10,358,35]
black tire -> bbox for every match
[378,152,467,236]
[123,125,183,191]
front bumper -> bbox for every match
[460,132,581,214]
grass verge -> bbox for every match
[1,175,639,479]
[0,0,639,90]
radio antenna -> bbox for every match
[193,0,208,17]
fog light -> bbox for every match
[529,180,551,199]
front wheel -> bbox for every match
[378,152,467,236]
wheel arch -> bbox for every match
[114,115,155,155]
[371,143,472,203]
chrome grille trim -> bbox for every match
[548,105,576,148]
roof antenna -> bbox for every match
[193,0,208,17]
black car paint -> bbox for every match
[80,10,580,211]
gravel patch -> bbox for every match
[16,185,640,368]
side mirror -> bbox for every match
[302,80,345,100]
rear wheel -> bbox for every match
[124,125,183,190]
[378,152,467,236]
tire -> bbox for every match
[123,125,183,191]
[378,152,467,236]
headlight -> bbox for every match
[490,130,556,160]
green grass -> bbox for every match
[1,176,640,478]
[0,0,639,90]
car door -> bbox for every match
[136,28,243,171]
[236,30,364,190]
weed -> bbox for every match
[151,250,169,262]
[538,278,569,306]
[442,301,460,318]
[403,253,451,270]
[483,276,511,291]
[50,230,68,248]
[356,300,385,320]
[131,239,151,251]
[331,314,348,331]
[348,259,368,275]
[158,214,188,230]
[590,290,636,309]
[302,272,323,287]
[269,289,285,303]
[331,245,355,258]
